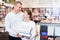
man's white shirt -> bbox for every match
[5,11,24,37]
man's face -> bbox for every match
[15,3,22,13]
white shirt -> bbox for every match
[20,21,36,40]
[5,11,24,37]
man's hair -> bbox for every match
[14,1,22,5]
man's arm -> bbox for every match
[5,14,16,35]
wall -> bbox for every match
[17,0,53,8]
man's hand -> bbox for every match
[22,35,30,39]
[16,33,22,38]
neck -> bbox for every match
[13,9,20,14]
[24,18,30,22]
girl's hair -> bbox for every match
[24,10,32,20]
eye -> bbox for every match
[19,7,21,8]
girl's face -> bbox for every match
[33,9,38,13]
[24,11,30,19]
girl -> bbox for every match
[21,10,38,40]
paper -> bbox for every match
[48,26,54,36]
[55,26,60,36]
[19,32,31,37]
[18,26,32,37]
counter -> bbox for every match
[40,22,60,36]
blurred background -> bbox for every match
[0,0,60,40]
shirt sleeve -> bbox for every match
[30,22,36,40]
[5,14,16,35]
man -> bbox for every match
[5,1,24,40]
